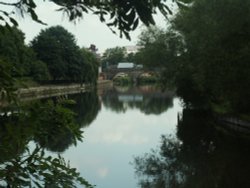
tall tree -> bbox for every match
[31,26,85,82]
[136,26,185,90]
[172,0,250,112]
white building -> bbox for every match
[117,62,135,69]
[123,45,142,55]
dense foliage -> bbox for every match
[101,46,137,70]
[137,0,250,114]
[31,26,98,83]
[0,99,95,187]
[0,27,50,81]
[101,47,127,69]
[0,25,99,105]
[81,48,100,84]
[173,0,250,113]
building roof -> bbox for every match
[117,62,135,69]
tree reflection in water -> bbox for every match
[68,89,101,128]
[0,91,100,187]
[102,85,174,115]
[133,109,250,188]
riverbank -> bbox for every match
[17,80,112,100]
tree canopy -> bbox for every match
[136,0,250,114]
[0,0,178,39]
[101,47,126,68]
[31,25,98,83]
[0,26,50,86]
[172,0,250,112]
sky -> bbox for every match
[3,1,172,53]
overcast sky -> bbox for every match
[8,1,171,53]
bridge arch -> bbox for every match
[113,72,129,80]
[102,67,159,81]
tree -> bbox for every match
[135,0,250,112]
[31,25,86,82]
[0,27,32,77]
[29,60,51,81]
[0,0,175,39]
[172,0,250,112]
[0,59,16,103]
[80,48,99,84]
[135,26,185,91]
[0,26,52,100]
[101,47,126,69]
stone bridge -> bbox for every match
[102,67,153,81]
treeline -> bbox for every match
[0,25,99,86]
[101,46,137,70]
[136,0,250,115]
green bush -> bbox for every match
[113,76,132,85]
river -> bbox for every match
[1,84,250,187]
[61,85,181,188]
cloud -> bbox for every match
[84,105,179,146]
[97,167,109,178]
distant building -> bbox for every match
[89,44,98,53]
[118,95,143,102]
[88,44,101,59]
[117,62,143,69]
[117,62,135,69]
[123,45,142,55]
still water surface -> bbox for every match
[2,84,250,187]
[62,85,181,188]
[62,85,250,188]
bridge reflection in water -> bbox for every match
[100,84,175,115]
[118,95,143,102]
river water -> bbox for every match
[1,84,250,187]
[62,85,181,188]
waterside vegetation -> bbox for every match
[135,0,250,119]
[1,0,250,187]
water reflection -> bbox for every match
[67,89,101,128]
[0,92,99,187]
[0,85,179,187]
[101,85,175,115]
[62,86,180,188]
[133,109,250,188]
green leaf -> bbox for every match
[9,17,18,26]
[28,0,37,8]
[132,18,139,30]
